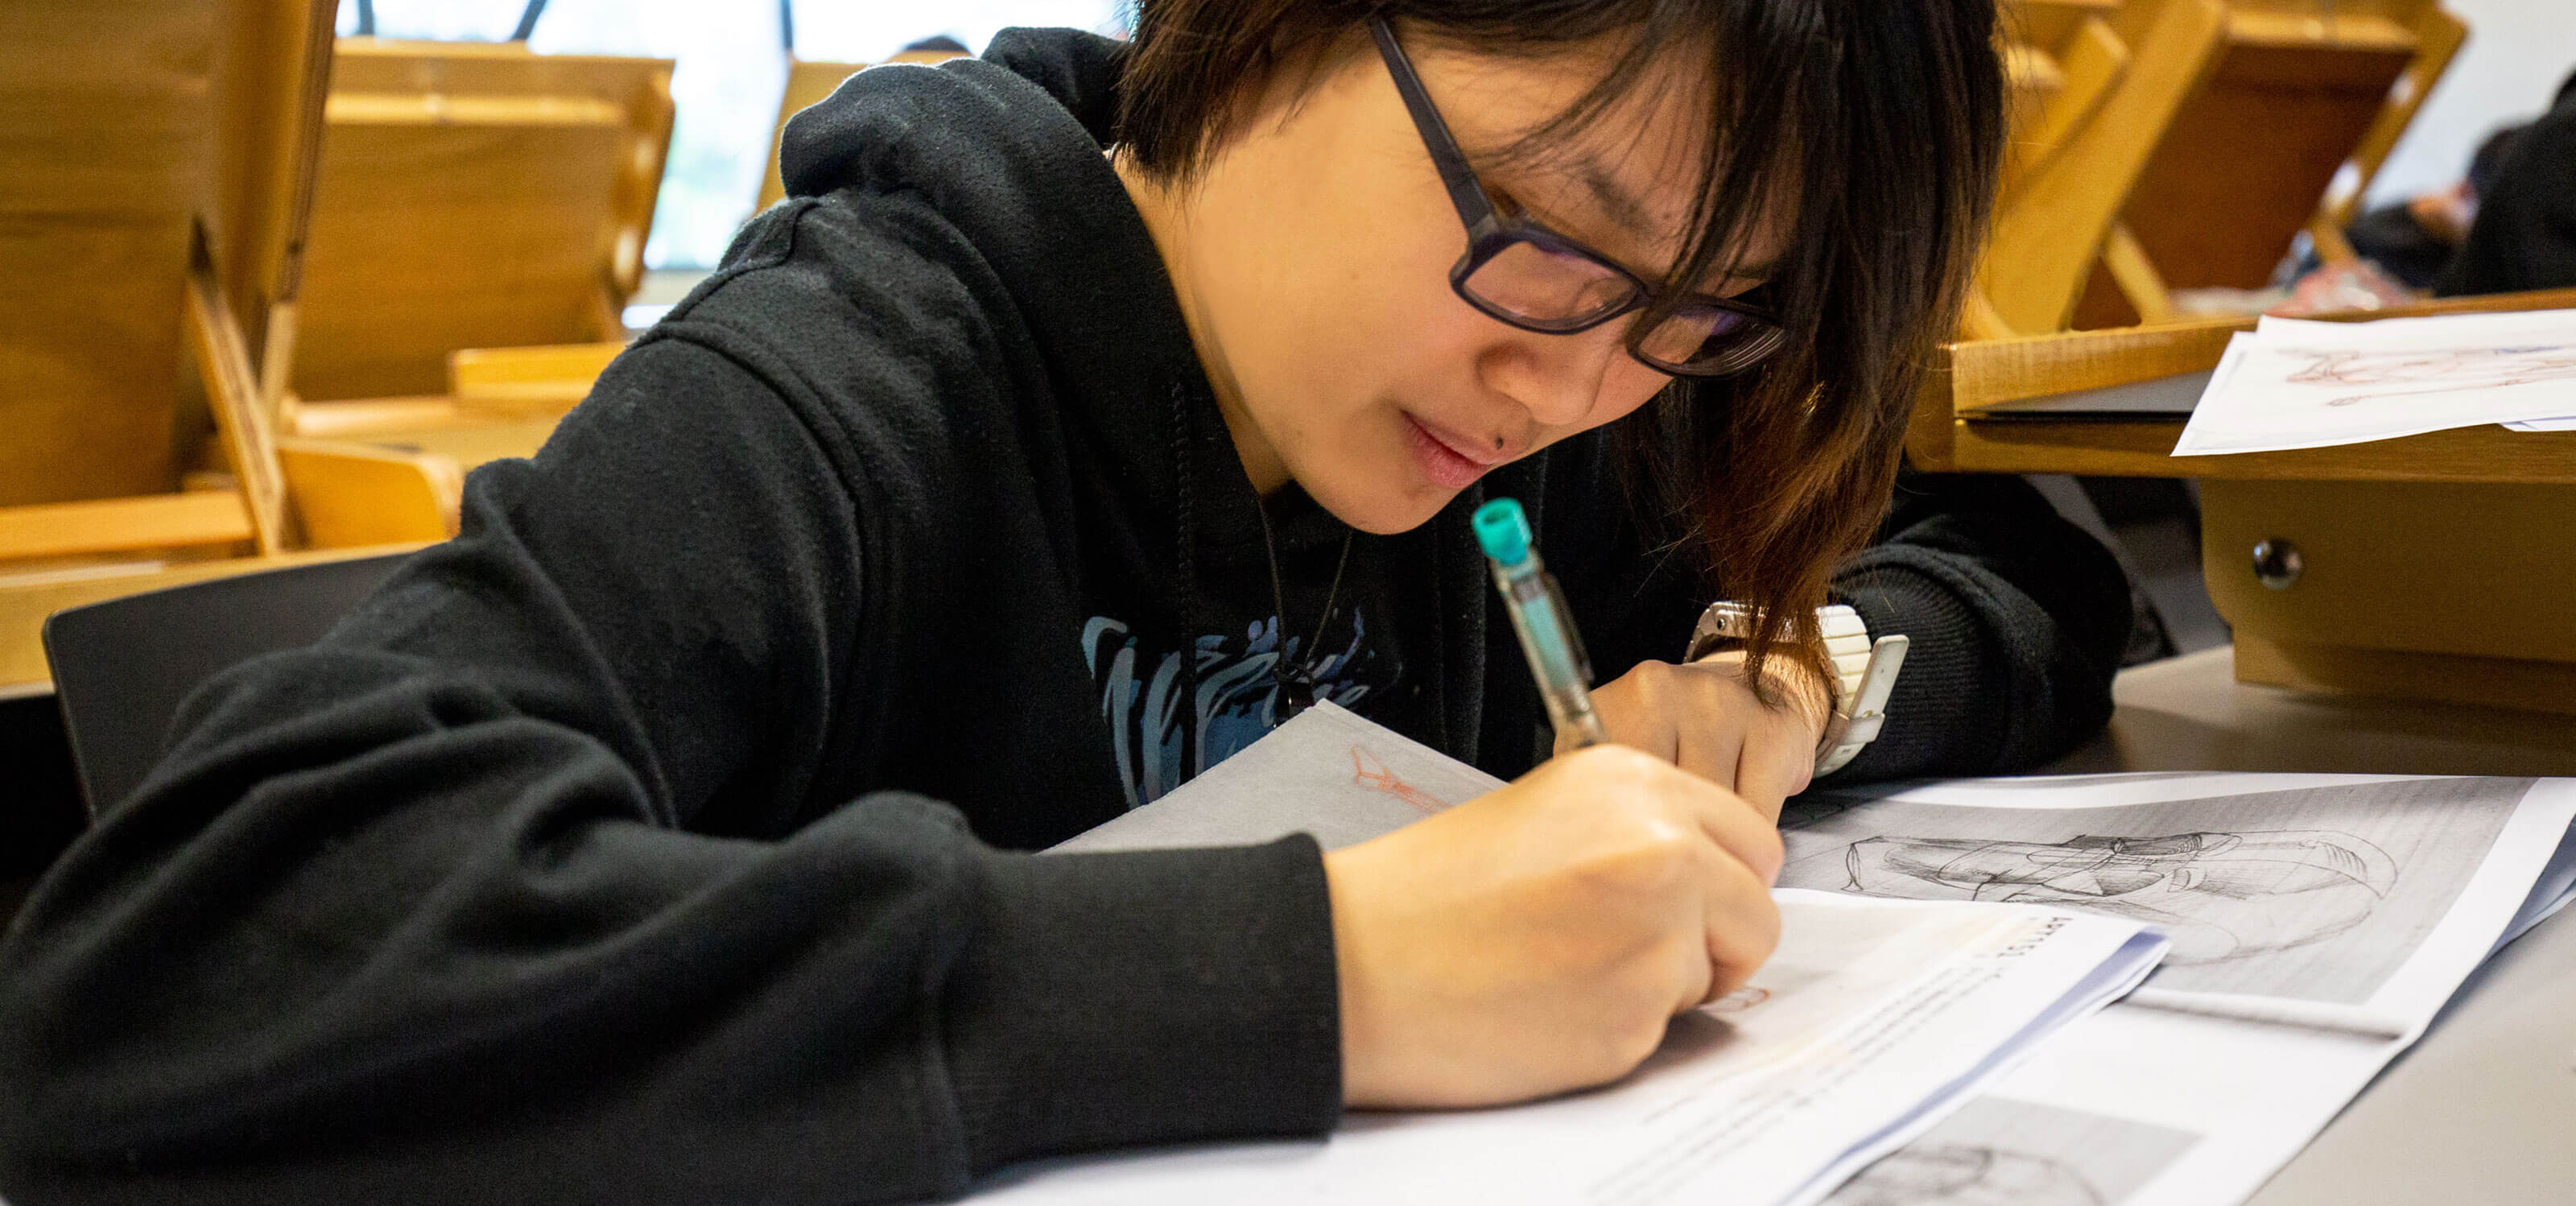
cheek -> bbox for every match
[1222,217,1462,411]
[1594,358,1671,426]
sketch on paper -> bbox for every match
[1841,830,2397,964]
[2281,344,2576,407]
[1351,745,1452,816]
[1827,1143,2101,1206]
[1823,1097,2199,1206]
[1778,777,2534,1002]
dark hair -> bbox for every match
[1120,0,2005,700]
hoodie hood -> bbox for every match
[776,31,1249,574]
[754,27,1501,774]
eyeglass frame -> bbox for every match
[1365,15,1786,378]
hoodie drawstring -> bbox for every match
[1169,382,1203,787]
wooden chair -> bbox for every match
[2305,4,2468,264]
[2079,0,2470,327]
[287,39,674,406]
[2006,0,2127,49]
[1971,0,2231,337]
[0,0,455,692]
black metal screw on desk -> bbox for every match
[2252,538,2303,590]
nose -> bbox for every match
[1480,320,1642,432]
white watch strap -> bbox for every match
[1686,601,1905,777]
[1814,633,1907,776]
[1818,605,1872,705]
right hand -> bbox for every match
[1322,744,1785,1109]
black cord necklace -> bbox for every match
[1253,499,1356,719]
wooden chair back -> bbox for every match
[2006,0,2126,49]
[2307,4,2468,262]
[0,0,354,562]
[1,2,469,583]
[2084,0,2464,324]
[291,39,675,401]
[0,0,330,515]
[1971,0,2230,337]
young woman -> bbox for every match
[0,2,2128,1201]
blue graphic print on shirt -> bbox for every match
[1082,612,1380,808]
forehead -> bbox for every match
[1404,33,1781,279]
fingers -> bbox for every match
[1586,661,1823,817]
[1659,766,1785,887]
[1730,720,1814,824]
[1690,836,1781,1006]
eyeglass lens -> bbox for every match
[1463,242,1764,370]
[1464,241,1638,328]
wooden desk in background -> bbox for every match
[1912,287,2576,717]
[2048,646,2576,1206]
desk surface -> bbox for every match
[2046,647,2576,1206]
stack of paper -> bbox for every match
[1012,705,2167,1206]
[1788,772,2576,1206]
[2172,308,2576,454]
[1016,709,2576,1206]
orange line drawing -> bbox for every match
[1352,745,1453,815]
[2282,344,2576,407]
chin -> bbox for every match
[1302,472,1455,536]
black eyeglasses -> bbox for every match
[1368,16,1786,378]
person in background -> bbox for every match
[893,34,970,64]
[0,2,2127,1203]
[2344,123,2526,291]
[2438,70,2576,297]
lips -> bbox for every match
[1402,413,1510,490]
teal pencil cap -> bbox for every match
[1472,498,1532,566]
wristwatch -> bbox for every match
[1685,601,1909,777]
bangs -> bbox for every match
[1468,7,1810,306]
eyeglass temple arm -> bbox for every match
[1368,16,1505,242]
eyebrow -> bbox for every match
[1570,155,1778,291]
[1573,158,1659,242]
[1488,145,1781,293]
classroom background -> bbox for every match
[6,1,2576,1202]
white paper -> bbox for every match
[1781,773,2576,1037]
[2504,415,2576,432]
[1013,704,2166,1206]
[1826,1004,2394,1206]
[1051,700,1496,854]
[2170,309,2576,455]
[1797,774,2576,1206]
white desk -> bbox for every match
[2046,647,2576,1205]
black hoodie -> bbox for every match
[0,30,2128,1205]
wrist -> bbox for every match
[1685,601,1905,776]
[1323,844,1398,1108]
[1690,647,1832,745]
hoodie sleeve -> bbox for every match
[0,337,1340,1205]
[1823,471,2132,782]
[1547,446,2128,785]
